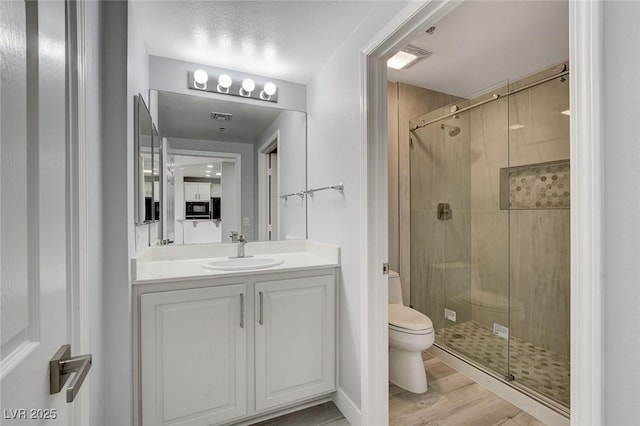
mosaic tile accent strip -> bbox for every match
[500,160,570,209]
[435,320,570,407]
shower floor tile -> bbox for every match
[435,320,570,407]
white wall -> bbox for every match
[102,2,149,425]
[168,137,256,240]
[602,2,640,423]
[101,2,130,425]
[149,56,307,112]
[85,2,105,424]
[305,1,408,414]
[259,110,307,240]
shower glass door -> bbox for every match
[410,82,511,379]
[507,70,571,407]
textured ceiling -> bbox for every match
[388,0,569,98]
[131,1,404,84]
[158,90,300,143]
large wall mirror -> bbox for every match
[144,89,307,245]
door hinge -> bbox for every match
[383,263,389,275]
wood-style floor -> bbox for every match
[257,352,546,426]
[389,352,545,425]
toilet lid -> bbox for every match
[389,304,433,331]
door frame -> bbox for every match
[258,130,280,240]
[360,1,603,425]
[67,0,90,424]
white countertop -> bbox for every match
[132,240,340,285]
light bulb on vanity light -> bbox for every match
[260,82,277,100]
[240,78,255,96]
[193,69,209,89]
[217,74,232,93]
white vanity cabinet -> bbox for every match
[135,267,337,426]
[140,285,247,426]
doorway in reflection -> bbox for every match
[173,154,240,244]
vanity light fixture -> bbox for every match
[188,71,278,103]
[240,78,255,97]
[207,164,214,168]
[215,172,221,176]
[193,69,209,89]
[217,74,232,93]
[260,82,277,100]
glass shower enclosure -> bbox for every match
[409,64,570,410]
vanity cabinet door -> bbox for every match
[140,285,247,426]
[254,274,336,411]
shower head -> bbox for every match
[440,123,461,137]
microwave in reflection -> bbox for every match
[185,201,210,219]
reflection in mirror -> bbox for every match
[161,138,176,243]
[134,95,153,224]
[151,89,307,244]
[172,154,240,244]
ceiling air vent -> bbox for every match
[387,45,432,70]
[211,112,232,121]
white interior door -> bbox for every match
[1,1,85,424]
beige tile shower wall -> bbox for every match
[467,68,570,356]
[407,98,472,332]
[388,83,462,305]
[468,95,511,331]
[508,72,570,356]
[510,210,570,356]
[388,82,399,275]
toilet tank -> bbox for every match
[388,270,404,305]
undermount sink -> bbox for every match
[202,256,284,271]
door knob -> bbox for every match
[49,344,92,403]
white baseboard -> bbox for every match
[333,387,361,426]
[428,346,569,426]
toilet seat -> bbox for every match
[389,304,433,332]
[389,323,433,335]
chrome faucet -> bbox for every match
[230,231,239,242]
[236,234,247,258]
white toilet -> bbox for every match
[388,270,434,393]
